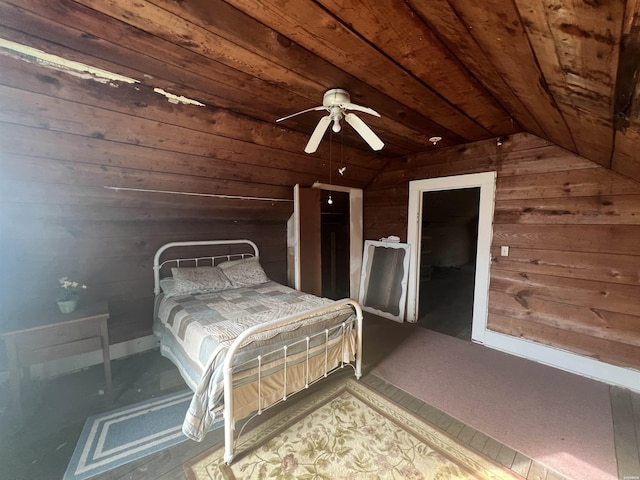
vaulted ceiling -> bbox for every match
[1,0,640,187]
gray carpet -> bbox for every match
[371,325,616,480]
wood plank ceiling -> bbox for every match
[1,0,640,187]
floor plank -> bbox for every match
[445,417,466,437]
[483,437,503,460]
[527,461,549,480]
[511,451,533,477]
[496,444,518,469]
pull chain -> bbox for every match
[328,128,333,205]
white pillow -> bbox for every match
[163,266,232,297]
[218,257,269,287]
[159,277,177,296]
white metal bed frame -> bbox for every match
[153,239,260,295]
[153,239,363,464]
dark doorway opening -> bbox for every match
[320,190,350,299]
[418,187,480,340]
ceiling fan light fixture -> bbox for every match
[429,136,442,146]
[276,88,384,153]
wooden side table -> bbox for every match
[0,301,112,415]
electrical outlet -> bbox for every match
[500,246,509,257]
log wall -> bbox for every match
[365,132,640,370]
[0,55,296,345]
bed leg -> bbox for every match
[223,366,235,465]
[355,309,363,380]
[224,417,234,465]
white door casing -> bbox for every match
[289,183,363,300]
[406,172,496,345]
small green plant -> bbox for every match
[57,277,87,302]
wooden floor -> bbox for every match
[0,315,638,480]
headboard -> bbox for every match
[153,239,259,295]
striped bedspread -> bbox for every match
[153,281,356,441]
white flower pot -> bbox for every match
[57,299,78,314]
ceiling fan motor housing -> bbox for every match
[323,88,351,108]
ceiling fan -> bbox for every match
[276,88,384,154]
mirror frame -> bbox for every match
[358,240,411,322]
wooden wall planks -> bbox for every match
[0,207,289,344]
[365,132,640,370]
[0,55,296,347]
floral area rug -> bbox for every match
[184,379,521,479]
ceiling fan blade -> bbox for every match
[344,113,384,151]
[276,106,325,123]
[341,102,381,117]
[305,115,332,153]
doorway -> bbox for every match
[288,183,363,300]
[320,190,350,299]
[417,188,480,340]
[406,172,496,344]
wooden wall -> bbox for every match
[366,132,640,371]
[0,54,295,345]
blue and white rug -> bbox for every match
[63,389,218,480]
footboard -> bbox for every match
[222,298,363,464]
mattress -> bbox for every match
[153,280,356,441]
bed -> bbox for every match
[152,239,363,463]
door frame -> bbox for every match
[406,172,496,344]
[289,183,363,300]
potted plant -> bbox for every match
[57,277,87,313]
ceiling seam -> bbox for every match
[408,0,551,144]
[403,0,525,135]
[508,0,578,153]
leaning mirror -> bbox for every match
[358,240,411,322]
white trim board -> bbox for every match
[290,184,302,290]
[483,330,640,393]
[406,171,640,392]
